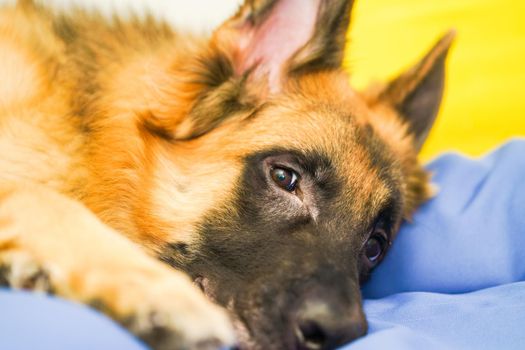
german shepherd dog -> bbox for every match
[0,0,454,349]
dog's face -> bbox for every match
[173,83,420,349]
[130,0,454,348]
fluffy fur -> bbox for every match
[0,0,453,349]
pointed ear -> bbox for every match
[376,31,456,150]
[216,0,355,91]
[146,0,355,141]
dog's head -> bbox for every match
[131,0,454,348]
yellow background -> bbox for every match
[346,0,525,160]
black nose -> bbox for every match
[293,298,367,350]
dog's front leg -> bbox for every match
[0,184,234,350]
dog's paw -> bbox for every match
[86,266,235,350]
[125,286,235,350]
[0,251,53,293]
[125,297,233,350]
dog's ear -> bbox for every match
[373,31,456,150]
[216,0,355,92]
[147,0,355,141]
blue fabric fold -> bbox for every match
[346,282,525,350]
[0,289,148,350]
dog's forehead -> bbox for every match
[247,83,370,148]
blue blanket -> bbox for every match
[1,139,524,350]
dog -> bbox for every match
[0,0,454,349]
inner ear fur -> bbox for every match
[215,0,355,90]
[370,30,456,150]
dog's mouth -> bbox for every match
[193,275,285,349]
[192,275,367,350]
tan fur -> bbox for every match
[0,1,452,349]
[0,2,236,348]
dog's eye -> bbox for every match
[364,228,388,266]
[270,167,298,192]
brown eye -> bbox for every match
[270,167,298,192]
[364,227,388,267]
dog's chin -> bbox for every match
[230,312,290,350]
[193,277,289,349]
[227,291,302,350]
